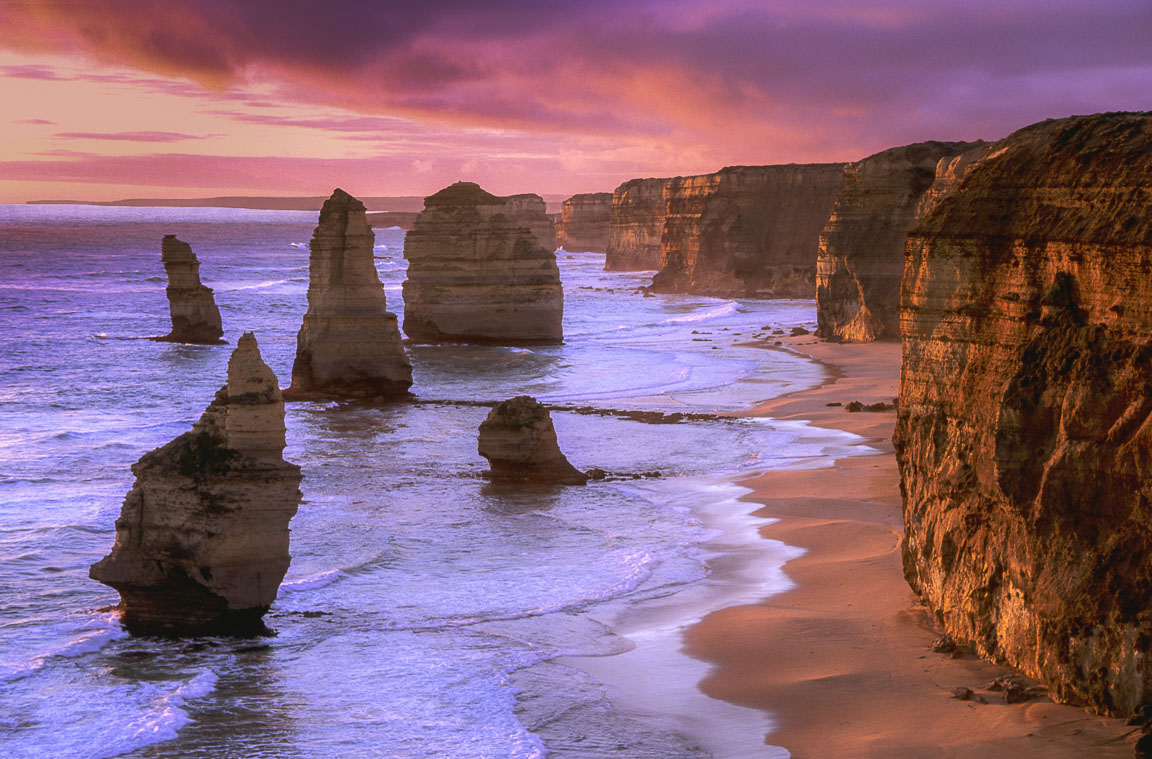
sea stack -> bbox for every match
[90,333,302,635]
[815,141,983,342]
[286,189,412,399]
[156,235,224,344]
[402,182,564,344]
[478,396,587,484]
[650,164,846,297]
[604,178,671,271]
[557,192,612,253]
[895,112,1152,716]
[502,193,557,251]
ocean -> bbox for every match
[0,204,868,758]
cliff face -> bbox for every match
[604,178,670,271]
[286,189,412,400]
[895,112,1152,717]
[816,141,983,342]
[91,333,302,635]
[156,235,224,344]
[557,192,611,253]
[478,396,586,484]
[403,182,564,344]
[650,164,846,297]
[502,193,557,251]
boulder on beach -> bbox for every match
[90,333,303,635]
[478,396,587,484]
[286,188,413,400]
[155,235,224,344]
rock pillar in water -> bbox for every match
[402,182,564,344]
[815,141,983,342]
[478,396,587,484]
[90,333,303,635]
[896,112,1152,717]
[557,192,612,253]
[156,235,224,344]
[286,188,412,399]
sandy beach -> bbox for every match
[686,337,1136,758]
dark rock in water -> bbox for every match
[90,333,302,635]
[402,182,564,345]
[286,188,412,400]
[897,112,1152,717]
[477,396,587,484]
[154,235,224,344]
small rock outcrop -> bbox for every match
[478,396,587,484]
[155,235,224,344]
[650,164,846,297]
[286,189,412,399]
[502,193,557,251]
[815,141,983,342]
[895,112,1152,717]
[605,178,671,270]
[403,182,564,344]
[90,333,302,635]
[557,192,612,253]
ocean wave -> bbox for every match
[279,568,349,594]
[0,612,127,684]
[219,279,289,292]
[659,301,740,324]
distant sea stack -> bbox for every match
[286,189,412,400]
[649,164,846,297]
[502,193,557,251]
[895,112,1152,717]
[605,178,671,271]
[402,182,564,345]
[478,396,587,484]
[155,235,224,344]
[90,333,302,635]
[557,192,611,253]
[815,141,983,342]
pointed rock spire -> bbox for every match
[155,235,224,344]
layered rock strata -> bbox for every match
[895,112,1152,717]
[816,141,983,342]
[90,333,302,635]
[403,182,563,344]
[155,235,224,344]
[478,396,587,484]
[650,164,846,297]
[286,189,412,399]
[605,178,671,270]
[502,193,557,251]
[557,192,611,253]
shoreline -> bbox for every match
[685,336,1134,757]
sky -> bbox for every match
[0,0,1149,203]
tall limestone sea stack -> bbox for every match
[155,235,224,344]
[557,192,611,253]
[604,178,671,270]
[815,141,983,342]
[90,333,302,635]
[286,189,412,399]
[895,112,1152,717]
[403,182,564,344]
[650,164,846,297]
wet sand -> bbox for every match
[686,337,1135,758]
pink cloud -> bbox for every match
[52,130,215,142]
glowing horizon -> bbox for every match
[0,0,1149,203]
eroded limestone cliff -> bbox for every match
[502,193,557,251]
[403,182,563,344]
[895,112,1152,717]
[557,192,611,253]
[650,164,845,297]
[605,178,670,271]
[91,333,302,635]
[286,188,412,400]
[816,141,982,342]
[478,396,586,484]
[155,235,224,344]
